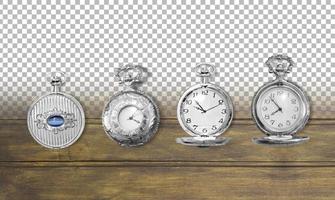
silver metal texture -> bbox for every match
[176,64,234,147]
[102,64,160,147]
[252,55,310,146]
[27,72,85,149]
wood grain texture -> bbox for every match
[1,167,335,200]
[1,119,335,200]
[0,119,335,164]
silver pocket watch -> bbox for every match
[27,72,86,149]
[252,55,310,146]
[176,64,234,147]
[102,64,160,147]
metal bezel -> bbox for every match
[252,79,310,136]
[27,92,86,149]
[177,83,234,137]
[102,90,160,147]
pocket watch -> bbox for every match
[252,54,310,146]
[27,72,86,149]
[176,64,234,147]
[102,64,160,147]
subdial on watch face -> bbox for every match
[118,106,144,132]
[180,87,229,136]
[257,87,302,132]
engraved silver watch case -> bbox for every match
[102,64,160,147]
[176,64,234,147]
[27,72,86,149]
[252,55,310,146]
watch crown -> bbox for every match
[48,71,67,92]
[116,64,145,86]
[265,54,295,78]
[195,63,215,82]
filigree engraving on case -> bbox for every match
[27,72,86,149]
[102,64,160,147]
[35,108,77,134]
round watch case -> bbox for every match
[177,83,234,137]
[251,54,310,146]
[27,72,86,149]
[252,79,310,136]
[102,89,160,147]
[102,64,160,147]
[176,63,234,147]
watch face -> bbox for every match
[118,105,145,132]
[103,90,159,146]
[254,84,308,134]
[178,84,233,137]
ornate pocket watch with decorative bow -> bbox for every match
[176,64,234,147]
[102,64,160,147]
[27,72,86,149]
[252,55,310,146]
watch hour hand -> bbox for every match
[271,109,281,116]
[194,106,206,113]
[128,115,141,124]
[195,101,207,113]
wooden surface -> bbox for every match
[1,119,335,199]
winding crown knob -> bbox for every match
[195,63,215,78]
[49,71,66,87]
[116,64,144,86]
[265,54,295,78]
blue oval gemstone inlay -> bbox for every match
[47,115,65,127]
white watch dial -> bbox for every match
[180,86,229,136]
[118,106,144,132]
[256,87,302,132]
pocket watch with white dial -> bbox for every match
[102,64,160,147]
[176,64,234,147]
[27,72,86,149]
[252,55,310,146]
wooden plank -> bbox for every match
[1,119,335,163]
[1,166,335,200]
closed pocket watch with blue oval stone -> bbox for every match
[102,64,160,147]
[27,72,86,149]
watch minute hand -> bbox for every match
[204,104,221,112]
[270,97,282,110]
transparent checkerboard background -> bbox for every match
[0,0,334,119]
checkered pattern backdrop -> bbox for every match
[0,0,334,119]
